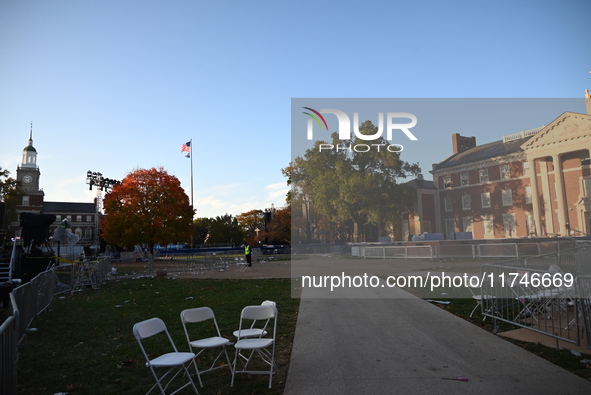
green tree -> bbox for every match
[207,214,245,245]
[0,167,20,242]
[192,217,212,245]
[237,209,265,243]
[285,121,422,242]
[101,167,194,253]
[0,167,19,201]
[264,206,291,244]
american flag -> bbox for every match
[181,141,191,152]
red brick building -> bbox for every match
[429,94,591,239]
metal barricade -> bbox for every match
[383,246,407,258]
[481,263,578,344]
[577,275,591,350]
[154,251,233,275]
[479,243,519,258]
[362,245,435,259]
[0,293,18,395]
[435,244,476,259]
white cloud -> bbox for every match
[0,153,22,174]
[265,182,289,204]
[194,185,288,219]
[42,175,94,203]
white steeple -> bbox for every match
[21,122,38,168]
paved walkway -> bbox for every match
[284,258,591,395]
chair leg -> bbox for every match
[191,358,204,387]
[149,364,199,395]
[191,346,233,386]
[231,347,276,389]
[268,350,275,389]
[183,365,200,394]
[223,346,234,374]
[230,349,238,387]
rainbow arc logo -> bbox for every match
[302,107,329,139]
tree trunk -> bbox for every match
[353,221,359,242]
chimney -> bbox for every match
[451,133,476,154]
[586,89,591,115]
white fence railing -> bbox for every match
[353,240,579,260]
[480,246,591,349]
[478,243,519,258]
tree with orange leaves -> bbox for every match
[101,167,194,253]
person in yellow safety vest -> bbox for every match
[244,242,252,267]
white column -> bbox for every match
[528,159,542,237]
[539,160,553,235]
[553,154,568,236]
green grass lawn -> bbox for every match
[17,273,591,393]
[17,277,299,394]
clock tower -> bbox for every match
[15,123,44,216]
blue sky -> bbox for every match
[1,0,590,218]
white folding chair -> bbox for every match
[180,307,232,387]
[231,304,278,389]
[232,300,276,339]
[468,286,483,317]
[133,317,199,395]
[468,286,498,320]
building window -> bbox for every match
[481,192,491,208]
[500,164,510,179]
[479,169,489,183]
[460,172,469,186]
[502,189,513,206]
[76,215,82,222]
[443,175,452,188]
[22,196,30,206]
[462,194,471,210]
[444,218,455,238]
[583,178,591,197]
[525,186,532,204]
[444,196,453,212]
[87,215,93,222]
[84,228,93,240]
[523,161,530,176]
[462,216,473,233]
[483,215,494,237]
[502,213,516,238]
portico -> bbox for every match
[521,109,591,236]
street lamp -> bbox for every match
[303,196,312,243]
[263,204,276,244]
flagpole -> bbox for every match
[190,138,194,209]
